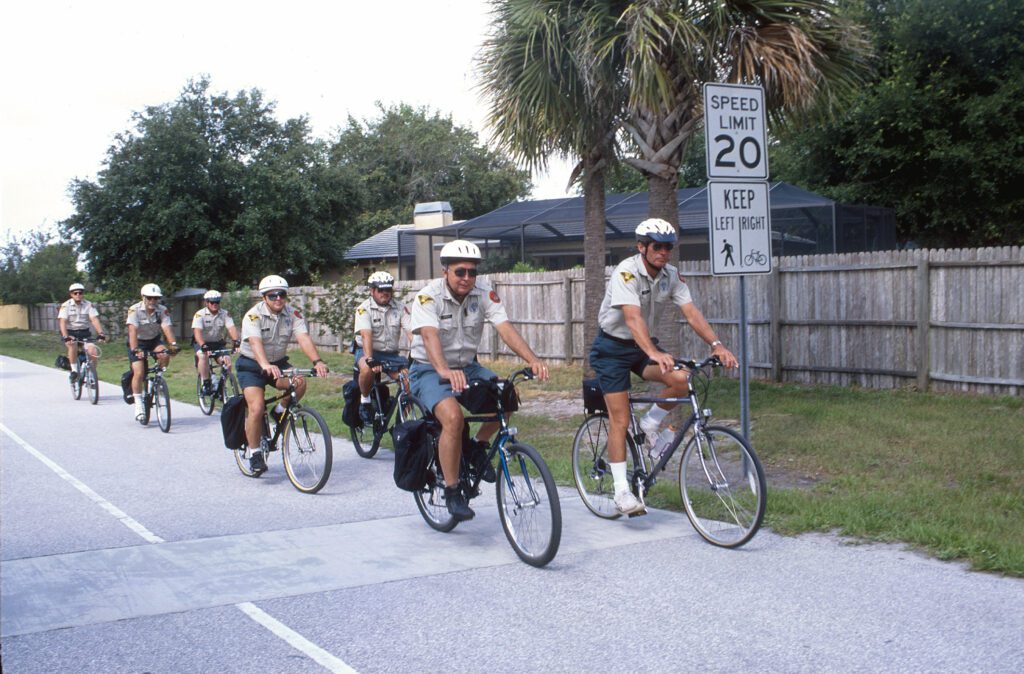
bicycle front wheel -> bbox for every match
[155,379,171,433]
[282,408,333,493]
[198,375,215,415]
[498,443,561,567]
[571,414,640,519]
[88,361,99,405]
[350,403,382,459]
[71,363,84,400]
[680,425,766,548]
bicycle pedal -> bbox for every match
[627,508,649,518]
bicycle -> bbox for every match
[233,368,333,494]
[197,347,240,415]
[743,249,768,266]
[349,359,412,459]
[399,369,562,567]
[572,355,767,548]
[137,348,174,433]
[68,337,102,405]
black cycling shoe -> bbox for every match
[469,439,496,483]
[359,402,374,426]
[444,486,475,521]
[249,450,268,477]
[202,380,213,395]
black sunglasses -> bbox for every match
[206,300,221,304]
[70,291,83,295]
[144,295,161,300]
[264,291,287,300]
[451,267,479,278]
[649,242,674,252]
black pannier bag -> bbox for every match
[582,378,607,414]
[221,395,247,449]
[390,418,439,491]
[341,380,362,428]
[55,355,71,371]
[121,370,135,404]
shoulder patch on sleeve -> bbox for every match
[194,310,203,317]
[489,290,501,303]
[356,307,366,315]
[293,309,302,318]
[248,313,260,322]
[677,271,687,283]
[620,270,635,283]
[417,294,434,305]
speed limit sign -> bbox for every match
[704,83,768,179]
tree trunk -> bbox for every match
[582,153,607,377]
[646,172,679,229]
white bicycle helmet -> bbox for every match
[367,271,395,289]
[258,275,289,294]
[141,283,163,298]
[68,282,85,292]
[439,240,482,266]
[635,218,677,243]
[203,289,222,301]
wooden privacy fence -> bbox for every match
[24,246,1022,396]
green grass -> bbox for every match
[3,328,1022,576]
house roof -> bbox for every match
[344,224,416,261]
[400,182,834,241]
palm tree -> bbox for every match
[607,0,872,228]
[478,0,627,366]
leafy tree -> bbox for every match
[606,0,871,229]
[479,0,627,366]
[61,78,364,292]
[329,103,532,246]
[0,231,81,304]
[771,0,1024,247]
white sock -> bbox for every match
[610,461,629,495]
[645,405,669,424]
[360,395,371,404]
[274,403,285,415]
[134,400,144,414]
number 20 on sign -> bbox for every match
[704,83,768,180]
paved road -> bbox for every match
[2,354,1022,672]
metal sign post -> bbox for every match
[703,82,772,441]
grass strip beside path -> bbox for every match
[3,328,1021,576]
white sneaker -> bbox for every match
[614,490,646,515]
[639,415,661,448]
[134,403,145,421]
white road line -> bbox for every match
[0,423,164,544]
[236,602,357,674]
[1,420,357,673]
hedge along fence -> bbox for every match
[25,245,1023,395]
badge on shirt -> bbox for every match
[248,313,259,323]
[417,294,433,305]
[469,299,479,313]
[660,279,668,291]
[620,271,635,283]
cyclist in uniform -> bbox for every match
[408,240,548,521]
[126,283,178,421]
[236,275,330,476]
[590,218,738,515]
[58,283,106,380]
[192,289,240,395]
[353,271,411,423]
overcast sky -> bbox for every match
[0,0,574,242]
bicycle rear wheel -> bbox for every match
[155,379,171,433]
[680,425,766,548]
[198,375,215,415]
[282,407,333,493]
[234,412,265,477]
[401,395,457,532]
[571,414,640,519]
[498,443,561,567]
[88,361,99,405]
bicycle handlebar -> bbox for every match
[673,355,722,371]
[207,348,236,358]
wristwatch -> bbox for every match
[710,340,723,348]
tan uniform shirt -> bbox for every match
[191,307,236,343]
[58,299,98,331]
[409,277,509,368]
[353,297,409,352]
[598,254,693,339]
[126,302,172,341]
[239,301,309,363]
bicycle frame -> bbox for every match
[257,368,318,450]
